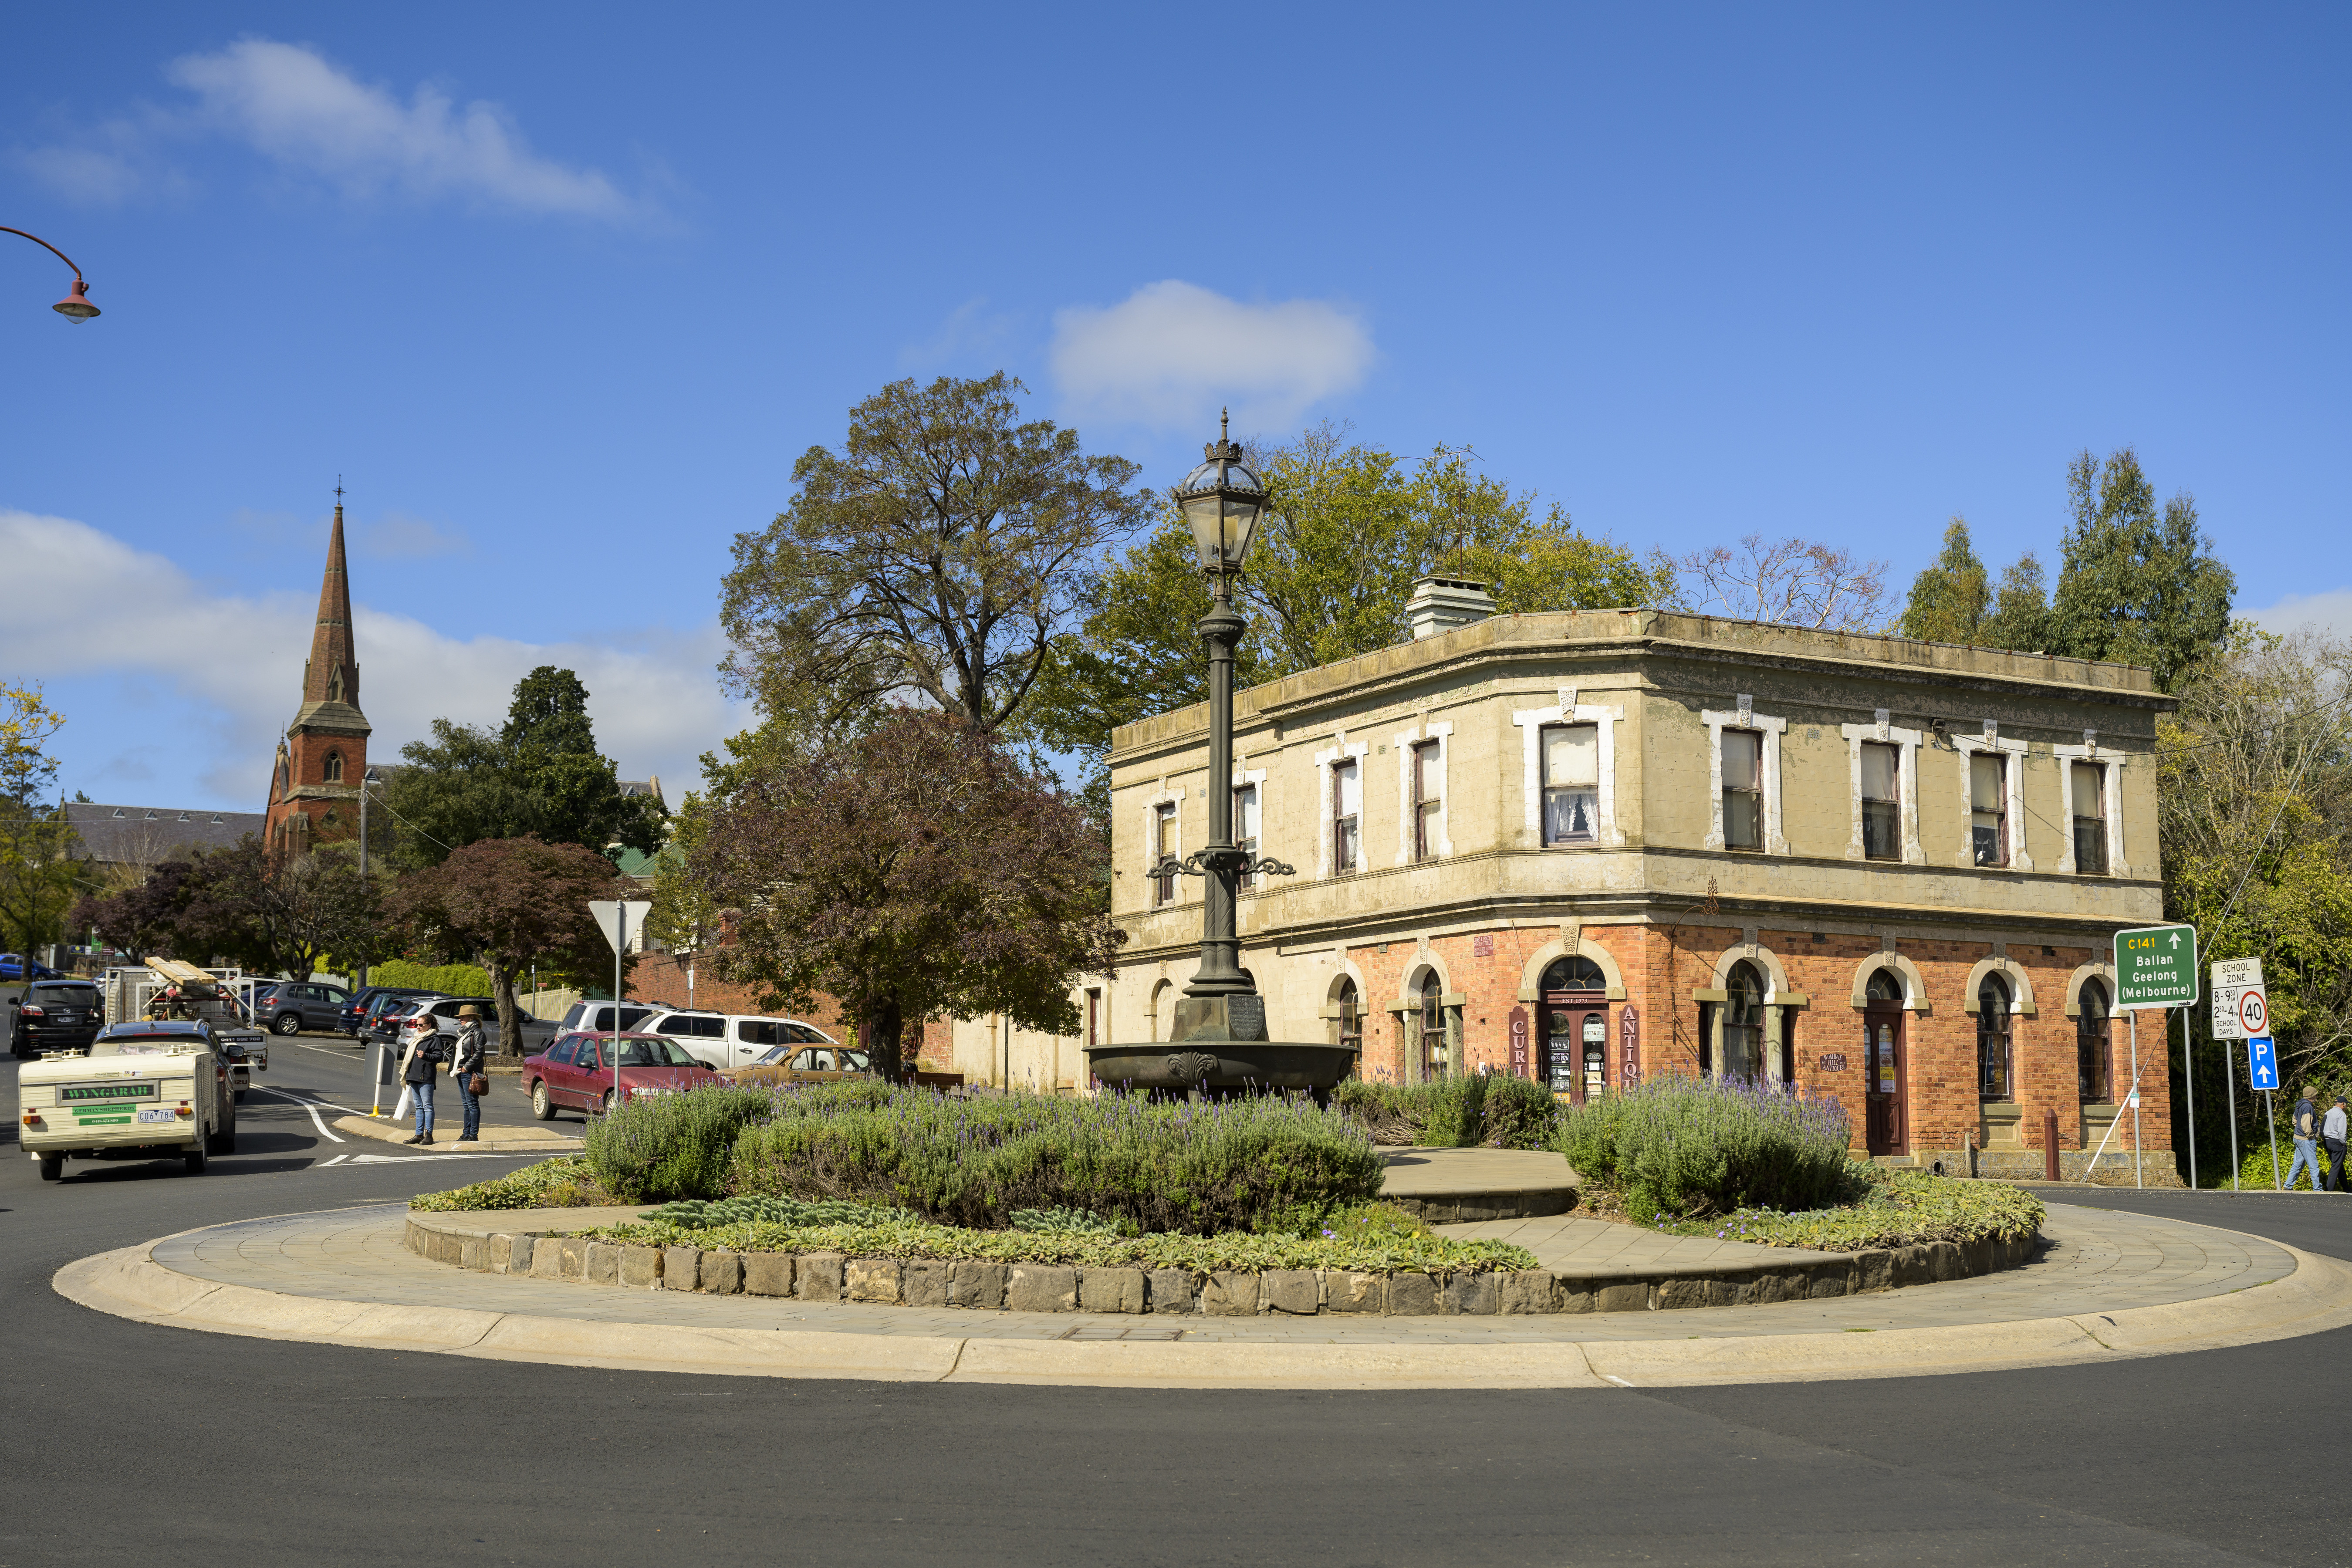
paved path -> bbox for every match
[144,1199,2293,1347]
[1378,1146,1573,1195]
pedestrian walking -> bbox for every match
[451,1004,489,1143]
[2325,1095,2349,1194]
[399,1027,446,1146]
[2285,1086,2324,1191]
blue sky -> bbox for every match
[3,4,2347,810]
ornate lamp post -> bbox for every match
[1,227,101,321]
[1083,415,1354,1097]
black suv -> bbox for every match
[11,980,104,1057]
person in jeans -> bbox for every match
[2285,1087,2323,1191]
[2325,1095,2349,1194]
[400,1029,446,1146]
[451,1004,488,1143]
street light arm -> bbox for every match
[0,226,88,282]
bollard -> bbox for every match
[2044,1108,2061,1182]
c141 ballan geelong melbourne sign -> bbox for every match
[2114,924,2199,1011]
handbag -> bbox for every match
[467,1071,489,1096]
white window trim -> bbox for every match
[1230,763,1269,893]
[1950,731,2032,871]
[1700,709,1788,855]
[1514,702,1623,847]
[1393,721,1455,865]
[1839,720,1925,864]
[2049,743,2130,877]
[1315,739,1371,879]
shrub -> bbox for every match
[370,957,494,997]
[411,1156,598,1211]
[586,1083,781,1202]
[1555,1075,1855,1220]
[642,1194,909,1227]
[727,1085,1384,1235]
[1682,1169,2044,1251]
[1332,1074,1559,1149]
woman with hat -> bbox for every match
[399,1024,446,1146]
[451,1004,489,1143]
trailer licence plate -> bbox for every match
[135,1107,179,1124]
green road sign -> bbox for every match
[2115,923,2199,1010]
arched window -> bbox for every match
[1977,973,2014,1101]
[1721,961,1765,1081]
[1865,968,1904,1005]
[1541,955,1607,994]
[2076,979,2112,1103]
[1419,972,1446,1080]
[324,750,344,783]
[1335,977,1363,1062]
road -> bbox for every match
[3,1049,2346,1566]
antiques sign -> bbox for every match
[1508,1008,1530,1078]
[1618,1004,1641,1086]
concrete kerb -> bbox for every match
[401,1208,2041,1319]
[54,1227,2352,1390]
[331,1114,582,1154]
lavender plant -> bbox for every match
[1332,1073,1558,1149]
[1556,1074,1856,1221]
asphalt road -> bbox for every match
[4,1053,2348,1568]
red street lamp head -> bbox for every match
[52,278,98,322]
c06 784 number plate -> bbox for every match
[134,1107,179,1125]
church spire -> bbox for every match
[301,494,361,714]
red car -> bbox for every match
[525,1031,719,1119]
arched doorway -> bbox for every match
[1540,955,1609,1102]
[1719,961,1766,1082]
[1863,967,1907,1156]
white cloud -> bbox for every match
[1048,280,1374,432]
[2248,587,2352,642]
[167,40,635,218]
[0,508,745,809]
[15,40,644,219]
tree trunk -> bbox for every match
[485,956,524,1058]
[866,996,904,1083]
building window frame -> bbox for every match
[1842,715,1924,863]
[1150,798,1179,908]
[1952,729,2031,870]
[1411,739,1443,862]
[1514,696,1622,847]
[1392,722,1453,865]
[1314,737,1371,879]
[1331,757,1362,876]
[1977,972,2015,1102]
[2051,740,2126,877]
[1232,779,1261,892]
[323,749,344,784]
[1701,704,1787,854]
[2075,977,2112,1103]
[1539,722,1602,845]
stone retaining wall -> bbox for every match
[401,1217,2040,1318]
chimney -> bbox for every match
[1405,576,1498,640]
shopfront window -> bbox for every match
[1977,973,2014,1101]
[1721,961,1765,1082]
[2077,979,2112,1102]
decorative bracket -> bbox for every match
[1152,849,1297,882]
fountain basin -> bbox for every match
[1082,1041,1360,1095]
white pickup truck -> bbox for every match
[19,1019,235,1182]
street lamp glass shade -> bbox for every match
[52,279,98,321]
[1176,455,1265,572]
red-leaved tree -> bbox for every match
[392,835,619,1056]
[679,709,1122,1080]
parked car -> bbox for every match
[555,1000,658,1034]
[10,978,104,1058]
[523,1031,719,1119]
[727,1042,874,1088]
[362,996,428,1053]
[257,980,353,1037]
[338,985,436,1037]
[398,995,558,1056]
[0,953,64,982]
[635,1007,836,1072]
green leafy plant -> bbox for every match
[1008,1206,1122,1235]
[1555,1075,1854,1220]
[1332,1074,1558,1149]
[409,1156,601,1211]
[1667,1169,2044,1252]
[586,1083,782,1202]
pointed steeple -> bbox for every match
[298,502,362,717]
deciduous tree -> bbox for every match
[0,683,78,961]
[1674,534,1891,632]
[720,373,1150,736]
[673,709,1123,1081]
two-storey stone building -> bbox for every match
[945,581,2176,1177]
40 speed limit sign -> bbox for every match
[2212,958,2267,1041]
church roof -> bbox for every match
[68,803,264,865]
[293,504,365,733]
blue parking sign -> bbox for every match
[2248,1037,2280,1091]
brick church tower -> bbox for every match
[263,502,370,855]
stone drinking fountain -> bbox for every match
[1081,414,1359,1098]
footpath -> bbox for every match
[56,1197,2352,1390]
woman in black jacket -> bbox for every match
[400,1029,447,1146]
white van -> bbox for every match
[635,1008,836,1072]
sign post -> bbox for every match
[2114,925,2199,1189]
[2212,960,2264,1191]
[2247,1035,2283,1190]
[588,899,652,1121]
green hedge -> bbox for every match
[370,958,493,997]
[1669,1169,2045,1252]
[1333,1074,1559,1149]
[586,1083,784,1202]
[1557,1074,1855,1220]
[728,1086,1383,1235]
